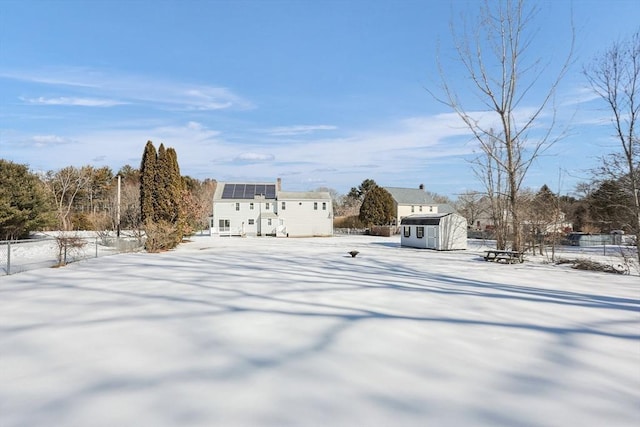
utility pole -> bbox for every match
[117,175,121,238]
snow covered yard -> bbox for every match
[0,235,638,427]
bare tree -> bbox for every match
[471,135,511,249]
[433,0,573,251]
[584,29,640,264]
[455,190,487,231]
[43,166,92,231]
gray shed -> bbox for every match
[400,213,467,250]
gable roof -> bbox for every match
[384,187,436,205]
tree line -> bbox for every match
[0,141,215,252]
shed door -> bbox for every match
[427,226,437,248]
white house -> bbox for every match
[384,186,455,225]
[210,180,333,237]
[400,213,468,250]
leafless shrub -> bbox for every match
[54,234,87,267]
[143,220,179,253]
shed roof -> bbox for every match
[384,187,436,205]
[400,213,452,225]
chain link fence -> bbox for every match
[0,234,144,276]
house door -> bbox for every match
[426,226,437,249]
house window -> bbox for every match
[281,202,286,210]
[250,203,254,210]
[235,203,240,211]
[417,227,424,238]
[419,206,423,212]
[219,219,230,231]
[268,219,272,226]
[248,219,255,225]
[403,226,411,237]
[322,202,327,210]
[265,202,270,210]
[429,206,433,212]
[411,205,415,213]
[314,202,318,210]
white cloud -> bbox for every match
[264,125,338,136]
[234,152,275,162]
[560,86,602,108]
[4,67,254,111]
[22,96,127,107]
[31,134,70,146]
[0,68,99,88]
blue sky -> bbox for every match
[1,0,639,198]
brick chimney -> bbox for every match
[419,183,425,190]
[277,177,282,191]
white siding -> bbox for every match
[212,199,275,236]
[210,183,333,237]
[278,197,333,237]
[397,204,437,223]
[400,214,467,250]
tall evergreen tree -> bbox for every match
[155,143,171,222]
[166,147,183,224]
[359,186,394,226]
[589,180,632,231]
[140,141,157,223]
[0,160,54,239]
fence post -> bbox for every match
[7,241,10,275]
[95,237,98,258]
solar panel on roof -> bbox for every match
[231,184,243,198]
[221,184,234,199]
[245,184,256,198]
[220,183,278,199]
[266,185,276,198]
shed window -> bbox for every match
[417,227,424,238]
[235,203,240,211]
[265,202,270,210]
[403,226,411,237]
[248,219,255,225]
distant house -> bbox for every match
[210,179,333,237]
[384,185,455,225]
[400,213,468,250]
